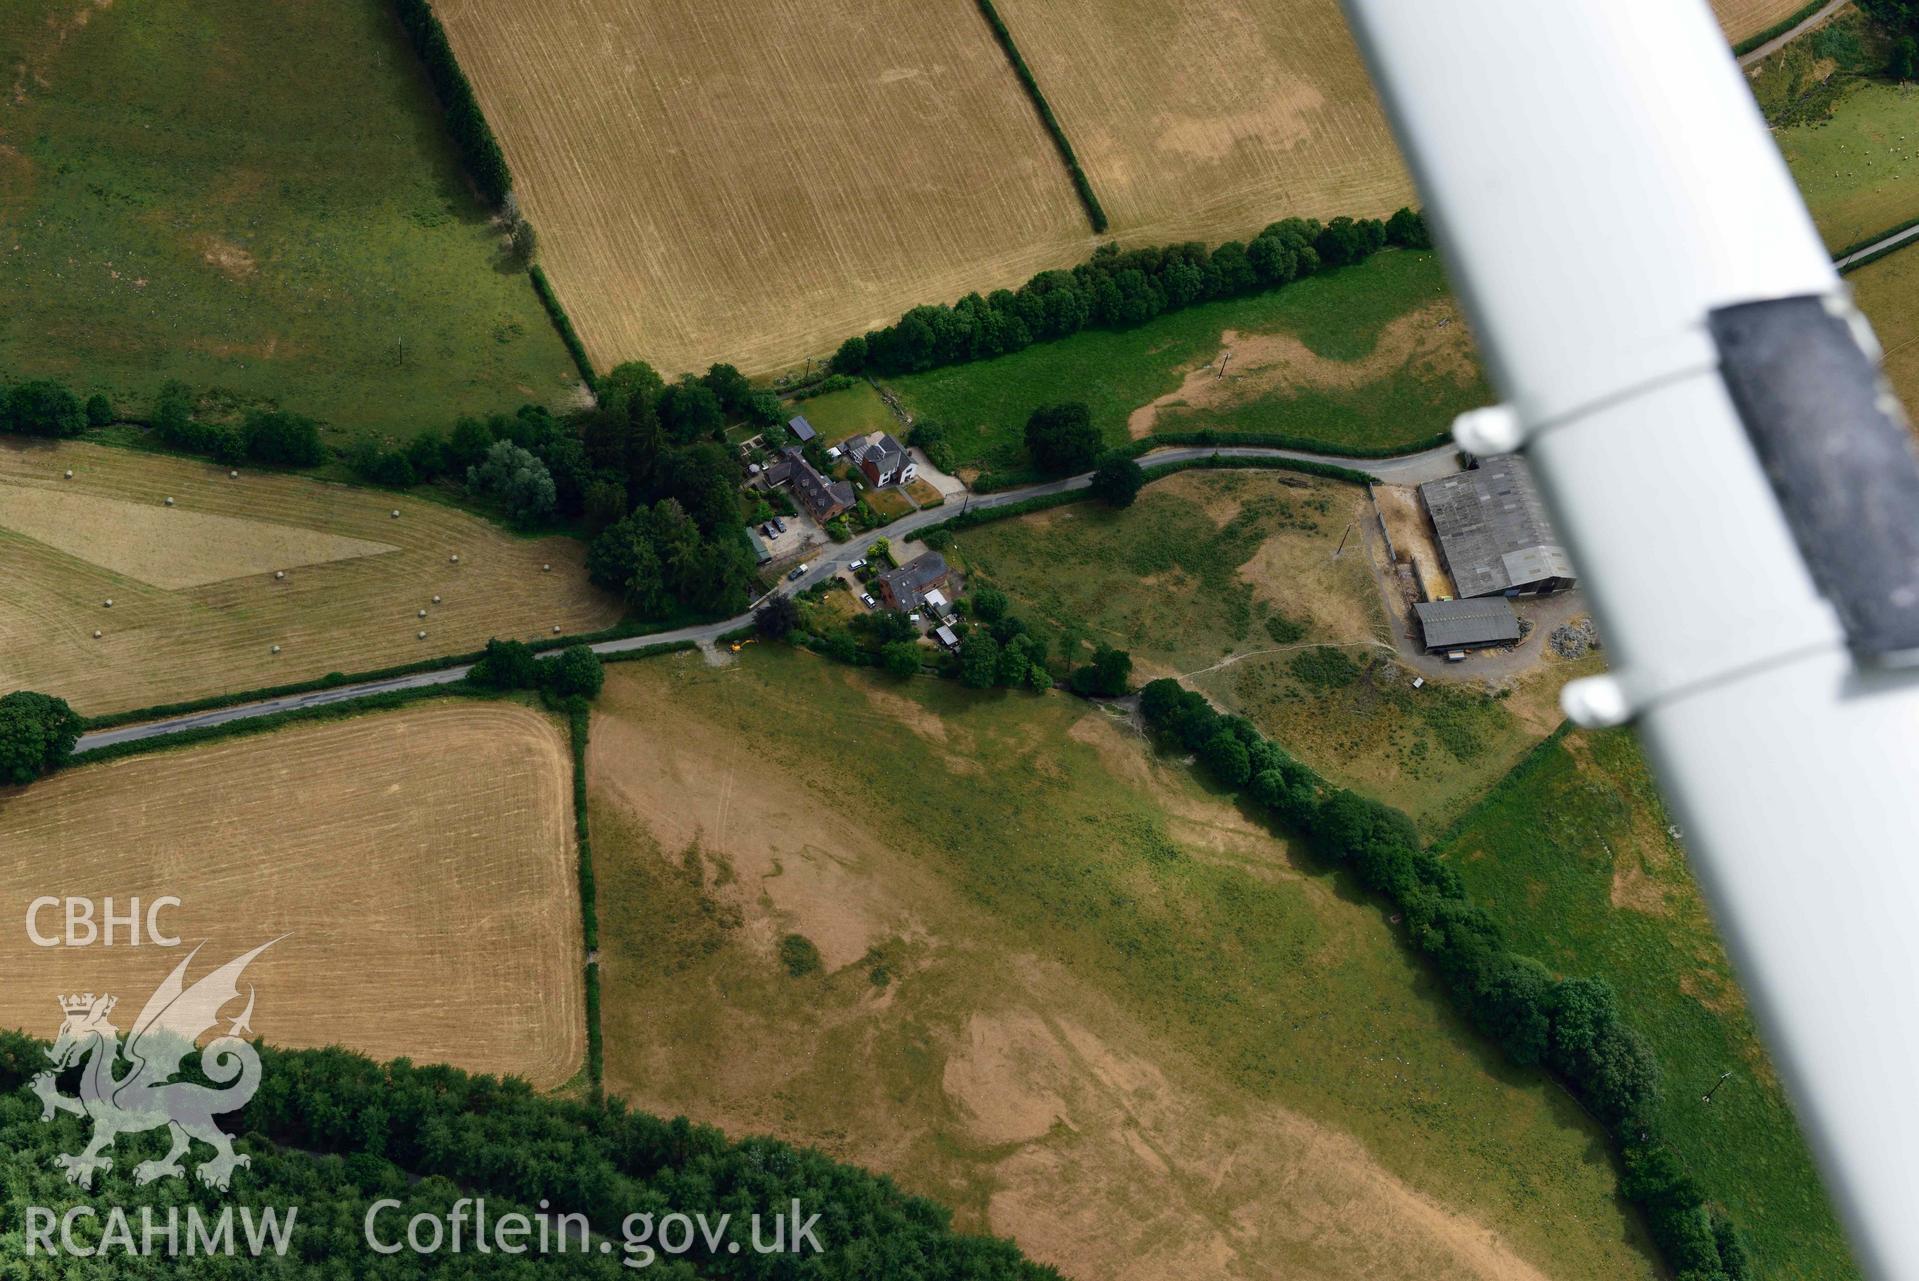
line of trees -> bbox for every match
[830,209,1429,379]
[0,1031,1061,1278]
[390,0,512,206]
[973,0,1108,232]
[1134,681,1754,1281]
[0,376,108,438]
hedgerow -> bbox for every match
[1134,680,1754,1281]
[973,0,1108,232]
[389,0,513,205]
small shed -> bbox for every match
[788,415,817,444]
[1414,598,1522,653]
[934,625,960,649]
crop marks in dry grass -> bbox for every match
[433,0,1092,378]
[0,703,584,1088]
[0,441,621,716]
[586,650,1659,1281]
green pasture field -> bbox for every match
[1436,729,1855,1281]
[1777,79,1919,253]
[885,251,1487,470]
[0,0,578,443]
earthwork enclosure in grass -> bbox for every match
[433,0,1092,378]
[0,0,578,440]
[0,702,585,1089]
[0,441,621,716]
[588,650,1661,1281]
[888,250,1486,471]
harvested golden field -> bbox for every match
[990,0,1412,242]
[434,0,1091,377]
[1851,244,1919,435]
[0,703,584,1088]
[0,440,621,716]
[588,650,1661,1281]
[1717,0,1831,44]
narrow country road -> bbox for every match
[1835,222,1919,272]
[1736,0,1851,68]
[72,441,1461,754]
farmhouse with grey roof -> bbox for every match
[1414,598,1522,653]
[841,431,916,487]
[876,552,950,611]
[763,446,853,523]
[1418,455,1576,597]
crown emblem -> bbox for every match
[59,993,113,1017]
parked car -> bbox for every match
[848,558,866,571]
[761,522,778,538]
[772,517,787,534]
[788,563,810,582]
[860,592,875,608]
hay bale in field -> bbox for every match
[164,497,175,506]
[417,630,428,640]
[63,469,73,479]
[542,563,551,572]
[275,570,286,580]
[450,554,460,564]
[93,629,102,639]
[391,509,400,518]
[271,644,282,654]
[103,599,113,608]
[418,609,427,618]
[431,595,442,604]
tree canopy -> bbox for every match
[0,691,83,784]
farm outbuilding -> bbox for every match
[1418,454,1576,598]
[1414,598,1522,653]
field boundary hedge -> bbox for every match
[973,0,1110,233]
[531,265,598,390]
[569,706,606,1095]
[68,684,474,768]
[389,0,513,205]
[1834,216,1919,271]
[1135,681,1755,1281]
[1731,0,1836,54]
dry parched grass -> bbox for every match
[0,440,622,716]
[989,0,1413,242]
[0,703,585,1088]
[1849,245,1919,437]
[434,0,1092,377]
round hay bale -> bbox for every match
[164,496,175,506]
[542,563,551,572]
[417,609,427,618]
[271,644,281,654]
[63,469,73,479]
[417,630,428,640]
[553,625,562,633]
[93,629,102,639]
[274,570,286,581]
[229,470,239,479]
[431,595,442,604]
[103,599,113,608]
[391,510,400,519]
[450,554,460,564]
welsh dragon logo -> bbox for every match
[30,940,278,1192]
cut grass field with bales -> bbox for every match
[0,701,584,1088]
[1437,729,1855,1281]
[1849,243,1919,426]
[588,649,1661,1281]
[987,0,1412,242]
[888,251,1486,471]
[947,470,1578,825]
[0,440,621,716]
[1776,79,1919,252]
[434,0,1092,378]
[0,0,578,441]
